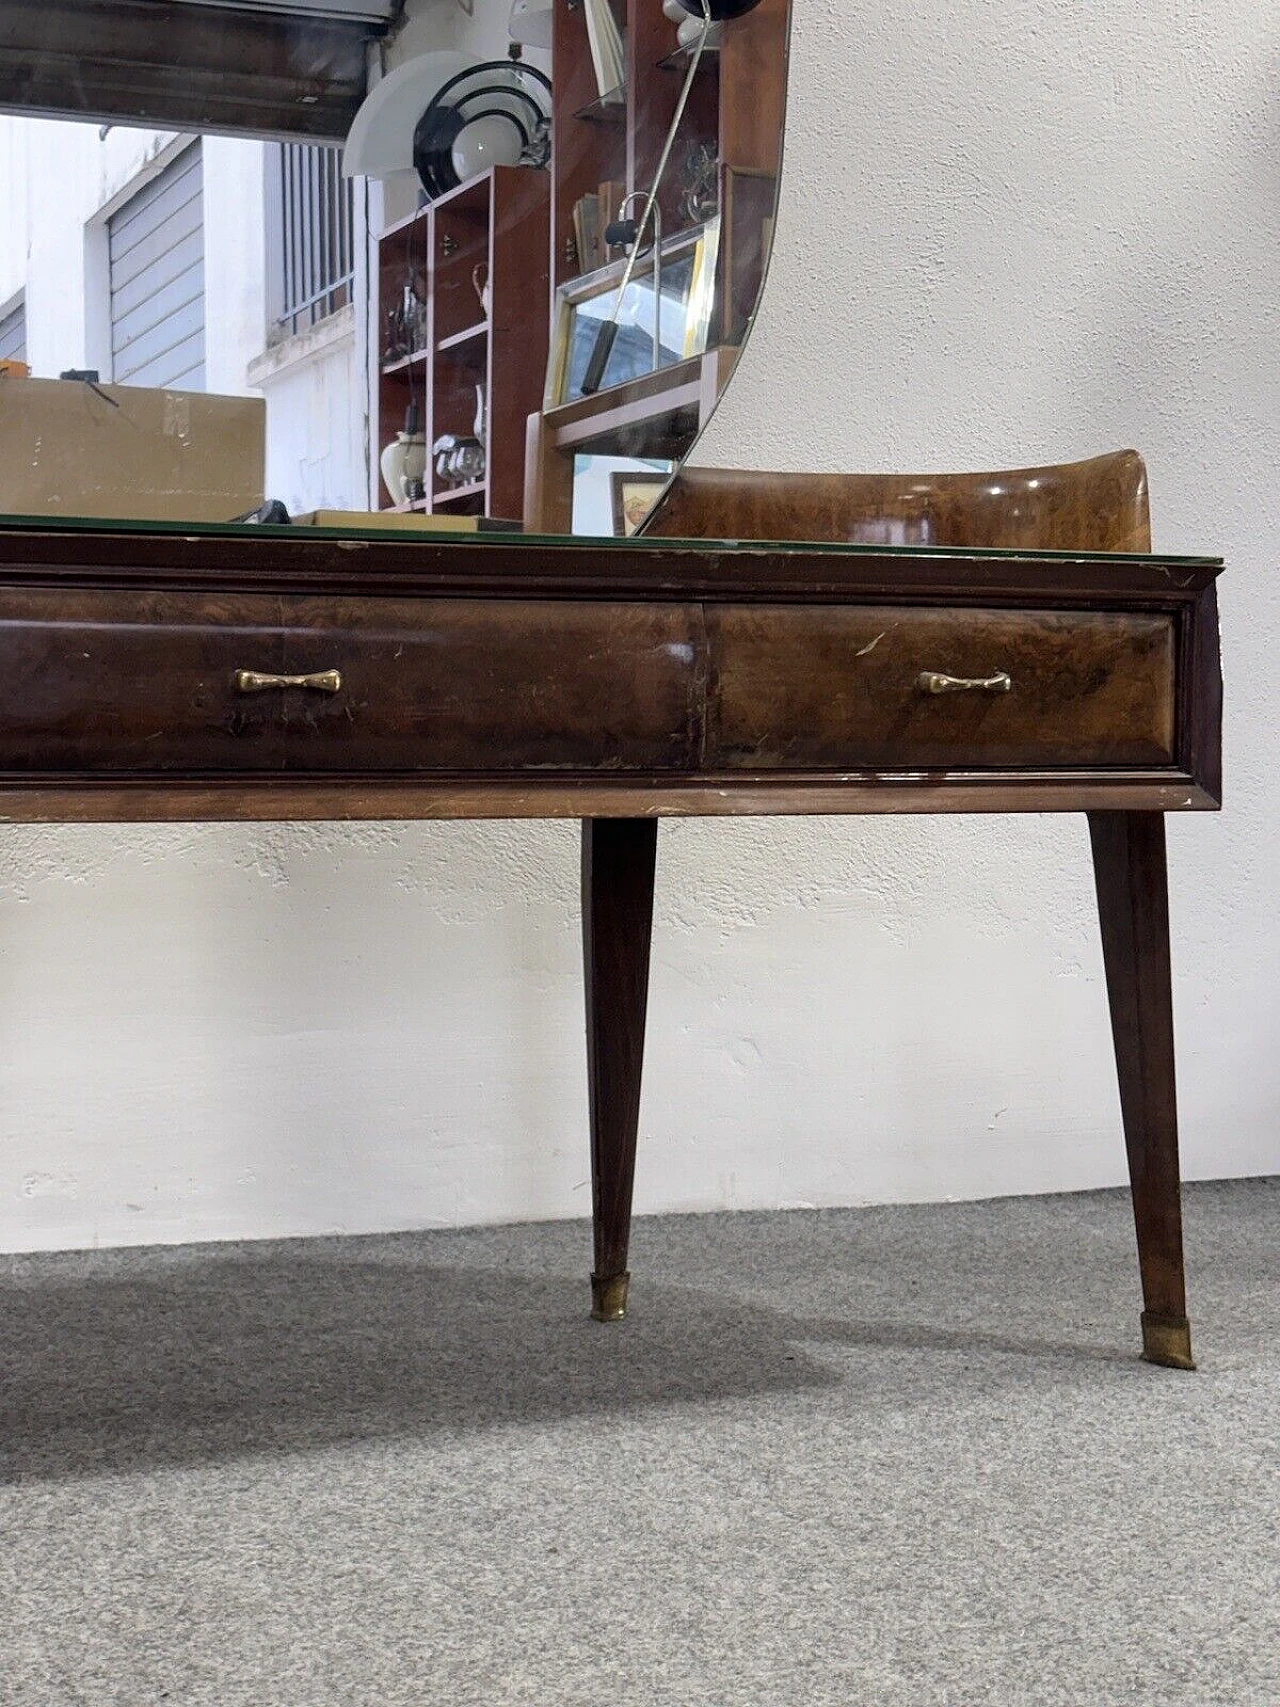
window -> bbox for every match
[269,143,355,341]
[0,293,25,364]
[108,144,206,390]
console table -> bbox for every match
[0,517,1223,1368]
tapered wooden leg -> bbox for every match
[1088,811,1195,1369]
[582,818,657,1322]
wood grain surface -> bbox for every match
[708,605,1176,769]
[0,523,1222,816]
[644,452,1156,554]
[0,590,705,775]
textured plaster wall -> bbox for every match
[2,0,1277,1251]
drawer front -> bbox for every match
[0,592,702,775]
[267,597,702,772]
[0,590,285,772]
[708,606,1177,770]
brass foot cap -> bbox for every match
[1141,1311,1196,1370]
[591,1272,630,1322]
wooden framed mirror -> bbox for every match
[0,0,790,539]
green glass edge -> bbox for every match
[0,511,1221,567]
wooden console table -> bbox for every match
[0,516,1222,1368]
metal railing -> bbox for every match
[273,143,355,339]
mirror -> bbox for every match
[0,0,789,539]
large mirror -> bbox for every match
[0,0,789,539]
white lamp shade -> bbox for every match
[342,51,480,179]
[450,114,525,181]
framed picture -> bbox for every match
[545,218,721,408]
[610,470,670,536]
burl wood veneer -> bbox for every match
[708,605,1176,770]
[0,591,704,774]
[644,450,1156,553]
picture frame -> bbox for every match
[610,470,670,536]
[545,217,722,409]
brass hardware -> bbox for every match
[917,669,1013,695]
[234,669,342,694]
[1141,1311,1196,1370]
[591,1271,630,1322]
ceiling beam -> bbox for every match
[0,0,380,141]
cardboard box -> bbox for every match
[294,509,480,532]
[292,510,519,534]
[0,377,264,522]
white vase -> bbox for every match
[380,431,428,503]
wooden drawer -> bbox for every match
[707,606,1177,770]
[0,591,284,772]
[0,591,702,775]
[265,596,701,772]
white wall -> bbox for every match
[0,119,179,375]
[0,120,265,387]
[1,0,1277,1251]
[201,136,268,398]
[0,118,31,313]
[250,311,369,515]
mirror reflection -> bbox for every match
[0,0,788,539]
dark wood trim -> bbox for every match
[1088,811,1194,1369]
[0,0,375,141]
[582,819,657,1321]
[1177,584,1224,807]
[541,356,710,458]
[0,526,1223,605]
[0,775,1219,824]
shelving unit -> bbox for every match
[550,0,785,309]
[371,0,786,532]
[375,165,550,523]
[526,0,788,530]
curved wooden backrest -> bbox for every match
[641,451,1152,553]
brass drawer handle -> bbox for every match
[917,670,1012,695]
[235,669,342,694]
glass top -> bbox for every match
[0,510,1220,566]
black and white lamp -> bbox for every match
[343,49,551,201]
[412,59,552,199]
[674,0,764,14]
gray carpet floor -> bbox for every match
[1,1179,1277,1706]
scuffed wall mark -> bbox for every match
[21,1173,78,1199]
[729,1036,764,1072]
